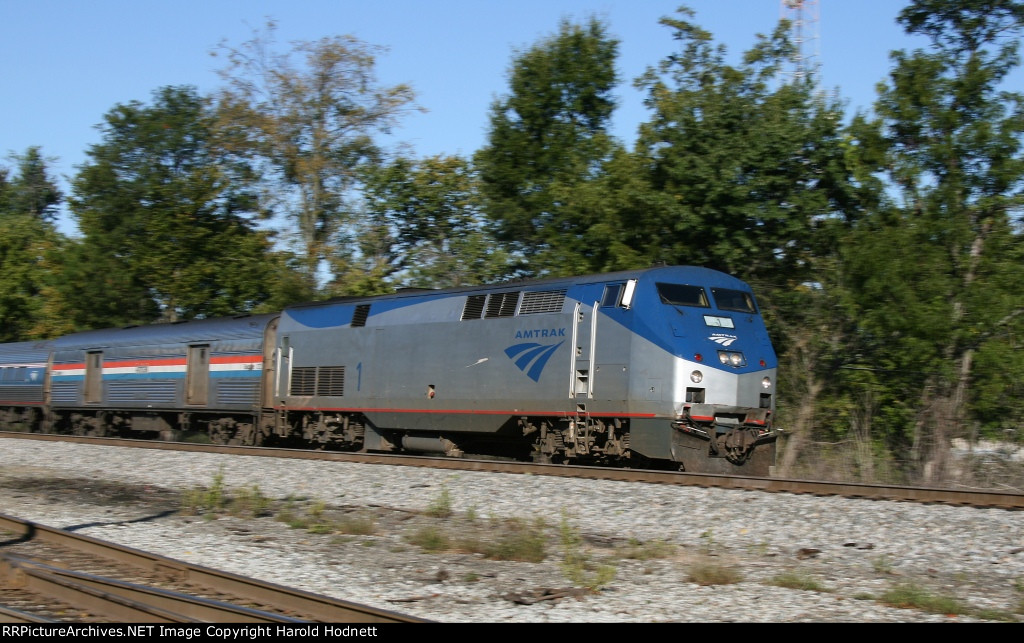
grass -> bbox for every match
[872,554,895,575]
[767,571,832,592]
[174,472,1022,619]
[617,538,677,561]
[471,517,547,562]
[875,583,1020,621]
[228,484,272,518]
[180,469,272,519]
[335,513,377,536]
[558,512,617,591]
[879,583,967,615]
[407,525,449,552]
[425,486,453,518]
[687,561,743,586]
[180,469,228,517]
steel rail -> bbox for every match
[0,604,59,623]
[0,512,431,623]
[2,431,1022,509]
[0,556,304,622]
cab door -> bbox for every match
[570,300,597,400]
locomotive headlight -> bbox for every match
[717,350,746,367]
[762,376,772,389]
[690,370,703,383]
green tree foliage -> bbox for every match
[67,86,281,326]
[841,0,1024,480]
[0,146,61,222]
[632,8,862,286]
[0,148,68,341]
[212,21,420,293]
[474,17,621,276]
[328,154,510,295]
[620,9,881,478]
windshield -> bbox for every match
[711,288,757,313]
[656,283,709,308]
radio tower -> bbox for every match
[780,0,820,83]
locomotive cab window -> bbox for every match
[604,279,637,309]
[601,284,624,307]
[711,288,757,313]
[656,283,709,308]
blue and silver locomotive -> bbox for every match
[0,266,779,474]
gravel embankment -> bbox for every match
[0,439,1021,623]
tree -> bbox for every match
[632,8,862,286]
[474,17,621,276]
[68,86,282,325]
[213,21,419,292]
[0,147,61,222]
[0,148,67,341]
[624,8,889,479]
[842,0,1024,482]
[329,154,510,294]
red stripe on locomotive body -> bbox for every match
[274,405,658,418]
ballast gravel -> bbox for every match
[0,440,1021,623]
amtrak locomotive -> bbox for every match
[0,266,779,474]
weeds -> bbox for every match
[878,583,966,615]
[767,571,831,592]
[877,583,1019,621]
[872,554,894,575]
[336,513,376,536]
[687,561,743,586]
[618,538,676,561]
[180,469,228,517]
[699,529,716,554]
[558,512,616,591]
[469,517,547,562]
[275,497,336,533]
[229,485,272,518]
[407,525,449,552]
[425,486,453,518]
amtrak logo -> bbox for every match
[505,341,564,382]
[709,335,738,347]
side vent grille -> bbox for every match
[351,304,370,327]
[290,367,317,396]
[485,291,520,318]
[316,366,346,396]
[519,289,566,315]
[462,295,486,320]
[290,366,346,397]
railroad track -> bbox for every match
[1,431,1022,510]
[0,513,430,623]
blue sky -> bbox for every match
[3,0,930,229]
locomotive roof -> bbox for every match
[51,313,279,350]
[286,265,748,310]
